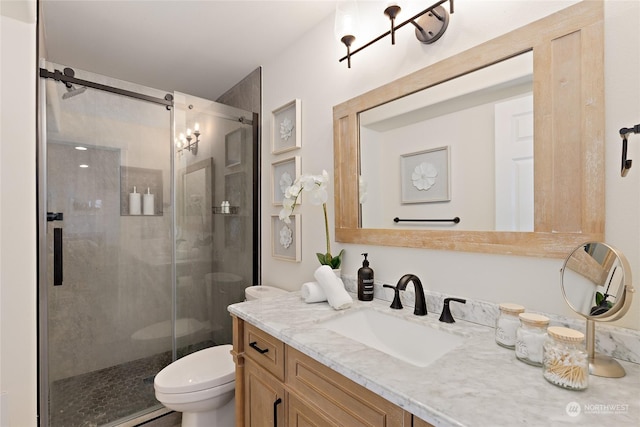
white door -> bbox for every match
[494,94,534,231]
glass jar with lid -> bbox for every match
[542,326,589,390]
[515,313,549,366]
[495,303,525,348]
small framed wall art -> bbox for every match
[271,99,301,154]
[271,155,300,206]
[400,146,451,204]
[271,214,301,262]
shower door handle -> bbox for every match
[53,227,63,286]
[47,212,64,222]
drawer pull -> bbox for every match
[249,341,269,354]
[273,397,282,426]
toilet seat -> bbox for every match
[154,344,235,394]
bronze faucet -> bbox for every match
[383,274,427,316]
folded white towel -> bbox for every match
[313,265,353,310]
[300,281,327,303]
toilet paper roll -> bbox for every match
[129,191,141,215]
[143,193,155,215]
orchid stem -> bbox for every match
[322,203,331,257]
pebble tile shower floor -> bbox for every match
[49,342,212,427]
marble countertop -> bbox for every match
[228,293,640,427]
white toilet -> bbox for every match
[154,344,235,427]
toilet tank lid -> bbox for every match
[154,344,235,394]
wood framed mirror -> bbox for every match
[333,1,604,258]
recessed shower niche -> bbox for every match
[120,166,164,216]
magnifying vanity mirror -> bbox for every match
[561,242,635,377]
[333,1,604,257]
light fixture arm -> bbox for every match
[384,5,401,45]
[341,35,356,69]
[339,0,453,66]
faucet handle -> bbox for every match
[383,284,403,310]
[439,297,466,323]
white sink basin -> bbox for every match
[318,309,464,367]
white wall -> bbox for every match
[261,0,640,331]
[0,0,38,425]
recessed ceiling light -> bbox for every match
[79,164,89,168]
[75,146,88,151]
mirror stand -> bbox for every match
[586,319,626,378]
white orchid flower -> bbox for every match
[300,175,317,191]
[279,207,292,223]
[308,187,328,205]
[277,169,343,269]
[285,181,301,199]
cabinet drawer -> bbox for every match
[243,323,285,381]
[286,346,404,427]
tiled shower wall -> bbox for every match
[45,65,175,381]
[216,67,261,114]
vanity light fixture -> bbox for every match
[620,123,639,177]
[337,0,453,68]
[176,122,200,155]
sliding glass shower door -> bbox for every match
[40,63,174,426]
[39,63,259,427]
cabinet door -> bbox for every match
[288,392,340,427]
[245,359,285,427]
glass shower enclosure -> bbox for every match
[38,63,257,426]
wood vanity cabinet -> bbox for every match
[232,316,434,427]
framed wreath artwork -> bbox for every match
[400,146,451,203]
[271,156,300,206]
[271,214,301,262]
[271,99,301,154]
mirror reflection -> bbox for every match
[177,157,214,261]
[561,242,632,320]
[359,52,533,231]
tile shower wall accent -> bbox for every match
[216,67,261,114]
[341,275,640,364]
